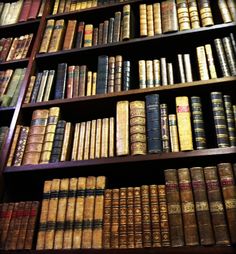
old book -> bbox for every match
[43,179,60,250]
[71,123,80,160]
[75,21,85,48]
[60,122,73,161]
[133,187,142,248]
[108,117,114,157]
[138,60,146,88]
[84,24,93,47]
[139,4,147,37]
[28,0,41,19]
[198,0,214,26]
[145,93,162,153]
[122,4,131,40]
[118,187,127,248]
[102,189,112,248]
[72,177,87,249]
[7,125,22,166]
[92,72,97,95]
[222,36,236,76]
[141,185,152,247]
[107,56,115,93]
[48,19,65,53]
[54,62,67,100]
[113,11,121,42]
[168,114,180,152]
[218,0,232,23]
[204,44,218,79]
[22,109,49,165]
[210,91,230,148]
[0,69,13,96]
[99,23,104,45]
[63,20,77,50]
[203,166,230,245]
[149,185,161,247]
[24,76,36,104]
[164,169,184,247]
[146,60,154,88]
[153,3,162,35]
[160,57,168,85]
[102,20,109,44]
[72,65,80,97]
[160,103,170,152]
[176,0,191,31]
[158,185,171,246]
[52,0,60,14]
[81,176,96,248]
[43,69,55,101]
[187,0,200,29]
[77,121,86,160]
[190,166,215,245]
[108,17,114,43]
[100,118,109,158]
[24,201,40,249]
[67,65,75,99]
[21,33,33,59]
[39,19,55,53]
[89,119,96,160]
[92,176,106,248]
[110,188,119,248]
[92,27,99,46]
[83,121,91,160]
[63,178,77,249]
[78,65,87,97]
[36,70,49,102]
[226,0,236,21]
[176,96,193,151]
[217,162,236,243]
[123,60,131,91]
[167,62,174,85]
[40,107,60,164]
[196,45,210,80]
[54,178,69,249]
[153,59,161,86]
[183,54,193,82]
[177,168,199,246]
[190,96,207,150]
[161,0,179,33]
[114,55,122,92]
[96,55,108,94]
[125,187,134,248]
[37,0,46,17]
[0,37,13,63]
[6,37,18,62]
[58,0,66,13]
[116,101,129,156]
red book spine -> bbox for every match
[18,0,32,22]
[28,0,41,20]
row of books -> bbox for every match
[0,0,45,26]
[0,68,26,107]
[0,201,39,250]
[0,34,33,63]
[51,0,130,15]
[39,4,132,54]
[0,126,9,154]
[35,162,236,250]
[7,91,236,167]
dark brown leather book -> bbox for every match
[75,21,85,48]
[127,187,135,248]
[190,166,215,245]
[118,187,127,248]
[28,0,41,20]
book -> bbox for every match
[102,189,112,248]
[48,19,65,53]
[161,0,179,33]
[39,19,55,53]
[168,114,180,152]
[118,187,127,248]
[218,0,233,23]
[197,0,214,26]
[176,0,191,31]
[160,103,170,152]
[28,0,41,19]
[187,0,200,29]
[63,20,77,50]
[110,188,119,248]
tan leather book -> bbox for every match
[204,166,230,245]
[122,4,131,40]
[118,187,127,248]
[39,19,55,53]
[147,4,154,36]
[92,176,106,248]
[48,19,65,53]
[168,114,180,152]
[45,179,60,249]
[83,121,91,160]
[110,188,119,248]
[52,0,60,14]
[0,69,13,96]
[109,117,114,157]
[91,72,97,95]
[39,107,60,164]
[21,33,33,59]
[187,0,200,29]
[86,71,92,96]
[139,4,147,37]
[217,162,236,244]
[95,119,102,159]
[81,176,96,248]
[133,187,142,248]
[161,0,179,33]
[153,3,162,35]
[60,122,73,161]
[198,0,214,27]
[138,60,146,89]
[177,168,199,246]
[84,24,93,47]
[116,101,129,156]
[102,189,112,248]
[176,0,191,31]
[54,178,69,249]
[164,169,184,247]
[196,45,210,80]
[89,119,96,160]
[218,0,232,23]
[72,177,87,248]
[63,20,77,50]
[23,76,36,104]
[36,70,49,102]
[64,0,71,12]
[7,124,22,166]
[175,96,193,151]
[226,0,236,21]
[101,118,109,158]
[190,166,215,245]
[63,178,77,249]
[6,37,18,61]
[58,0,66,13]
[127,187,135,248]
[204,44,217,79]
[77,121,86,160]
[71,122,80,160]
[36,180,52,249]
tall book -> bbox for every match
[39,19,55,53]
[48,19,65,53]
[62,20,77,50]
[119,187,127,248]
[161,0,179,33]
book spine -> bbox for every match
[54,63,67,100]
[122,60,130,91]
[114,55,122,92]
[63,20,77,50]
[198,0,214,26]
[39,19,55,53]
[107,56,115,93]
[196,45,210,80]
[48,19,65,53]
[75,21,85,48]
[218,0,232,23]
[153,3,162,35]
[176,0,191,31]
[138,60,146,89]
[127,187,135,248]
[204,44,218,79]
[160,103,170,152]
[102,189,112,248]
[161,0,179,33]
[222,36,236,76]
[168,114,180,152]
[110,189,119,248]
[119,187,127,248]
[96,55,108,94]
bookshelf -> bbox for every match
[0,0,236,253]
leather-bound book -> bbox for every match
[78,65,87,97]
[139,4,147,37]
[84,24,93,47]
[72,65,80,97]
[0,204,8,247]
[39,19,55,54]
[48,19,65,53]
[109,117,114,157]
[127,187,135,248]
[102,20,109,44]
[158,185,171,246]
[21,33,33,58]
[226,0,236,21]
[204,166,230,245]
[187,0,200,29]
[177,168,199,246]
[75,21,85,48]
[54,178,69,249]
[96,55,108,94]
[146,60,154,88]
[149,185,161,247]
[66,65,75,99]
[153,3,162,35]
[95,119,102,159]
[43,69,55,101]
[37,0,46,17]
[160,103,170,152]
[204,44,217,79]
[24,201,40,249]
[36,180,52,250]
[113,11,121,42]
[190,166,215,245]
[196,45,210,80]
[22,109,49,165]
[102,189,112,248]
[107,56,115,93]
[101,118,109,158]
[168,114,180,152]
[81,176,96,248]
[60,122,73,161]
[28,0,41,19]
[164,169,184,247]
[122,4,131,40]
[116,101,129,156]
[108,17,114,43]
[222,36,236,76]
[92,176,107,248]
[176,0,191,31]
[54,62,67,100]
[72,177,87,248]
[83,121,91,160]
[24,76,36,104]
[63,20,77,50]
[122,60,130,91]
[63,178,77,249]
[118,188,127,248]
[6,37,18,62]
[0,37,13,63]
[114,55,122,92]
[52,0,60,14]
[217,162,236,244]
[147,4,154,36]
[77,121,86,161]
[197,0,214,26]
[0,69,13,96]
[36,70,49,102]
[161,0,178,33]
[89,119,96,160]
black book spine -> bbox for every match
[96,55,108,94]
[54,63,68,100]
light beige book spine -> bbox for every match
[139,4,148,37]
[72,177,87,248]
[60,122,72,161]
[7,125,22,166]
[89,119,96,160]
[77,121,86,160]
[176,96,193,151]
[109,117,114,157]
[48,19,65,53]
[146,60,154,88]
[218,0,232,23]
[24,76,36,104]
[91,72,97,95]
[122,4,131,40]
[95,119,102,159]
[81,176,96,248]
[153,59,161,87]
[153,3,162,35]
[204,44,217,79]
[92,176,106,248]
[226,0,236,21]
[101,118,109,158]
[116,100,129,156]
[39,19,55,54]
[83,121,91,160]
[176,0,191,31]
[54,178,69,249]
[52,0,60,15]
[187,0,200,29]
[196,45,210,80]
[147,4,154,36]
[86,71,93,96]
[71,123,80,160]
[168,114,180,152]
[138,60,146,89]
[45,178,60,250]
